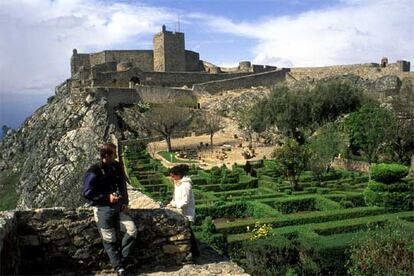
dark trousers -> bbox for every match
[189,224,200,257]
[93,206,137,269]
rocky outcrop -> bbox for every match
[0,207,191,275]
[200,87,271,119]
[0,82,127,208]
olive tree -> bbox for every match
[344,104,395,179]
[201,112,223,150]
[308,123,347,183]
[141,104,192,152]
[272,138,309,191]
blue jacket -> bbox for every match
[83,161,129,206]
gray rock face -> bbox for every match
[0,82,121,208]
[371,75,402,93]
[203,87,271,119]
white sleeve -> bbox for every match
[174,183,191,209]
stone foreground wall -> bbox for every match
[0,208,191,275]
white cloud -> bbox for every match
[0,0,177,95]
[201,0,414,68]
[1,0,412,100]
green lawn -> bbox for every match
[157,151,198,163]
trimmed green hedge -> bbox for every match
[364,180,414,210]
[195,201,248,225]
[324,193,366,207]
[195,200,281,225]
[245,201,281,218]
[190,175,208,186]
[270,195,318,214]
[227,211,414,243]
[217,206,388,235]
[371,163,409,183]
[229,235,298,276]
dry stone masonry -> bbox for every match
[0,207,192,275]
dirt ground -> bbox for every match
[148,120,276,169]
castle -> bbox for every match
[68,25,411,107]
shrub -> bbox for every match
[191,175,208,186]
[220,169,239,184]
[315,196,342,211]
[246,201,280,218]
[195,201,247,224]
[247,222,273,240]
[364,180,413,210]
[346,221,414,276]
[196,216,225,253]
[339,200,355,209]
[317,188,330,194]
[234,235,299,276]
[304,187,317,193]
[271,196,317,214]
[200,216,216,234]
[371,163,409,183]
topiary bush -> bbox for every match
[346,221,414,276]
[371,163,409,183]
[196,216,226,253]
[220,169,239,184]
[364,165,413,210]
[233,235,299,276]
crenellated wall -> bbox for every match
[0,208,191,275]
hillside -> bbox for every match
[0,73,412,209]
[0,82,126,208]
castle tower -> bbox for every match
[70,49,80,76]
[153,25,186,72]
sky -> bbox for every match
[0,0,413,131]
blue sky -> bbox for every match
[0,0,413,131]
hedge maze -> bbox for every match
[122,145,414,274]
[123,146,171,202]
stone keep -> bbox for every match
[153,25,186,72]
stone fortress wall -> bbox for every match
[92,70,252,88]
[290,60,411,81]
[68,25,281,107]
[68,25,411,108]
[87,85,196,107]
[0,208,192,274]
[193,68,289,94]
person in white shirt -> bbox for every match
[167,164,200,259]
